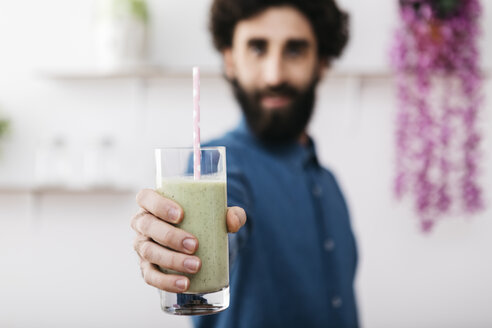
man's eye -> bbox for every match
[249,43,266,56]
[285,46,303,58]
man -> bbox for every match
[131,0,358,327]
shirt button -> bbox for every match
[324,239,335,252]
[331,296,343,309]
[312,185,322,197]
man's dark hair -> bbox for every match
[209,0,349,62]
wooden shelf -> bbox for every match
[0,186,136,195]
[38,66,491,81]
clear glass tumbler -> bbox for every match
[155,147,229,315]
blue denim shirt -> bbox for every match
[193,120,359,328]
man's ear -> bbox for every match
[222,48,235,80]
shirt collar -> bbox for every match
[233,117,320,169]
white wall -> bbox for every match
[0,0,491,327]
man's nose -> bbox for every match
[263,54,285,87]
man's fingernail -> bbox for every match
[183,238,197,252]
[184,258,200,272]
[175,279,188,291]
[168,208,180,222]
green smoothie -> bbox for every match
[157,177,229,294]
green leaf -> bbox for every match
[0,120,9,138]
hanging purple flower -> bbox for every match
[391,0,484,232]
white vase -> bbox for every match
[95,0,150,71]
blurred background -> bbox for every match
[0,0,491,327]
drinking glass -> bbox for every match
[155,147,229,315]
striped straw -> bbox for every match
[193,66,201,180]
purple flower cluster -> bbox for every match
[391,0,484,232]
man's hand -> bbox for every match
[131,189,247,293]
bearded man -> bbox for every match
[131,1,359,327]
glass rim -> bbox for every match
[154,146,226,151]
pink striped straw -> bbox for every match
[193,67,201,180]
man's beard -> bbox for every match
[230,76,319,143]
